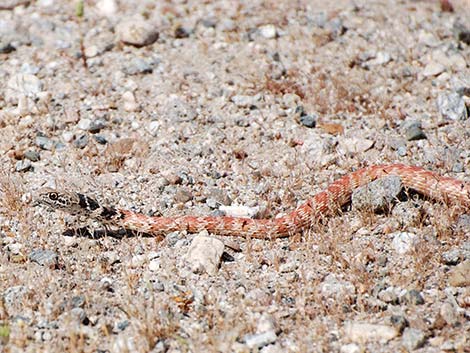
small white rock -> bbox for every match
[96,0,117,16]
[344,322,398,343]
[219,205,260,218]
[77,118,92,130]
[340,343,361,353]
[391,232,418,254]
[259,24,277,39]
[122,91,139,112]
[6,74,43,104]
[116,17,159,47]
[184,233,225,275]
[422,62,445,77]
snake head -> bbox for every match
[34,188,81,212]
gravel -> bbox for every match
[1,0,469,352]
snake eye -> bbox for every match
[49,192,58,201]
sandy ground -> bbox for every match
[0,0,469,352]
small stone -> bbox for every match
[392,202,422,227]
[71,295,86,308]
[377,287,399,304]
[390,315,408,333]
[6,74,43,104]
[0,40,15,54]
[244,330,277,349]
[174,25,191,39]
[174,188,193,203]
[454,21,470,45]
[422,62,445,77]
[3,286,27,313]
[15,159,31,172]
[184,233,225,275]
[366,51,391,66]
[24,150,40,162]
[258,24,277,39]
[441,249,463,265]
[400,289,424,305]
[352,175,402,212]
[401,328,426,351]
[454,214,470,234]
[344,322,398,343]
[448,260,470,287]
[231,94,260,108]
[70,307,88,324]
[35,135,55,150]
[440,302,458,326]
[340,343,361,353]
[397,145,407,157]
[28,249,59,269]
[73,134,89,149]
[123,57,152,75]
[219,205,260,218]
[96,0,117,17]
[299,114,317,128]
[338,138,374,154]
[77,118,92,130]
[116,18,159,47]
[320,274,356,300]
[148,258,160,272]
[122,91,139,112]
[402,120,426,141]
[437,92,468,121]
[391,232,418,254]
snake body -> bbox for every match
[36,164,470,238]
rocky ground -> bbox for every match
[0,0,469,352]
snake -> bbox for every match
[35,164,470,238]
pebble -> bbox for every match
[3,286,27,313]
[402,120,426,141]
[258,24,277,39]
[440,302,458,326]
[436,92,468,121]
[391,232,418,254]
[400,289,424,305]
[35,135,55,150]
[244,330,277,349]
[377,287,399,304]
[299,114,317,128]
[15,159,31,172]
[338,138,374,154]
[231,94,261,108]
[6,73,43,104]
[24,150,40,162]
[351,175,402,212]
[340,343,361,353]
[320,274,356,300]
[96,0,117,17]
[454,21,470,45]
[184,233,225,275]
[219,205,259,218]
[116,18,159,47]
[422,62,445,77]
[122,91,139,112]
[441,249,463,265]
[344,322,398,343]
[73,134,89,149]
[366,51,391,66]
[390,315,408,333]
[401,328,426,351]
[454,214,470,234]
[448,260,470,287]
[123,57,152,75]
[28,249,59,269]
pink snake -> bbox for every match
[36,164,470,238]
